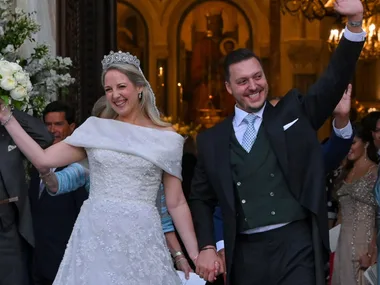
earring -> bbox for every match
[138,92,142,100]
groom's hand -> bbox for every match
[195,246,225,282]
[333,84,351,129]
[334,0,364,33]
[334,0,363,17]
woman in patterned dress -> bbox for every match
[332,122,378,285]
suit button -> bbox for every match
[237,182,241,186]
[269,192,274,197]
[244,218,247,221]
[270,173,275,177]
[271,211,276,215]
[242,199,246,204]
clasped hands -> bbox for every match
[194,246,225,282]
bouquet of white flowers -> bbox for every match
[0,0,74,117]
[0,59,32,110]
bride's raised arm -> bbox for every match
[0,105,86,169]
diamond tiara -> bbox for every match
[101,51,140,70]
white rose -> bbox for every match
[0,26,4,37]
[0,0,9,10]
[2,44,14,54]
[15,7,23,15]
[10,85,27,101]
[63,58,72,66]
[26,80,32,91]
[0,75,17,90]
[14,71,28,84]
[9,62,22,73]
[0,61,13,76]
[1,11,9,18]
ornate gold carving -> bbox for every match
[286,39,323,73]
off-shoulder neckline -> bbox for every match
[87,116,184,139]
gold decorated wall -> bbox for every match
[115,0,380,139]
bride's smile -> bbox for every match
[104,69,143,120]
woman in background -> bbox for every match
[332,122,378,285]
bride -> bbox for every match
[0,51,200,284]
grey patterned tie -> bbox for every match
[241,113,258,153]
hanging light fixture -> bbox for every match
[327,16,380,60]
[280,0,380,21]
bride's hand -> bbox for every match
[0,100,12,122]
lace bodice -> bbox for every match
[87,149,163,203]
[64,117,184,203]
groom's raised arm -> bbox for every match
[301,24,364,130]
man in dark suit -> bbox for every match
[214,105,354,274]
[29,101,88,285]
[212,94,354,284]
[189,1,365,284]
[0,109,53,285]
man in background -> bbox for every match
[0,107,53,285]
[29,101,88,285]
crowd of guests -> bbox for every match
[325,112,380,285]
[0,4,375,282]
[3,97,379,285]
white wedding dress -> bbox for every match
[53,117,184,285]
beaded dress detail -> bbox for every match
[53,117,184,285]
[331,166,377,285]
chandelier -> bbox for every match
[327,17,380,59]
[280,0,380,21]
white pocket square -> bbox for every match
[283,118,299,131]
[8,145,17,152]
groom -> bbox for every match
[0,108,53,285]
[189,1,365,284]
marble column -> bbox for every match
[15,0,56,57]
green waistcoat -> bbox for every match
[230,125,307,232]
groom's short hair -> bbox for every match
[223,48,262,82]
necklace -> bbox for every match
[347,157,373,183]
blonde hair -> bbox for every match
[91,95,116,119]
[101,63,170,127]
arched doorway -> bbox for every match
[117,1,149,75]
[177,0,253,127]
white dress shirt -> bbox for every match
[216,26,362,252]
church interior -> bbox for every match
[54,0,380,139]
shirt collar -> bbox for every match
[233,102,266,127]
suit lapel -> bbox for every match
[263,104,289,179]
[215,116,235,210]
